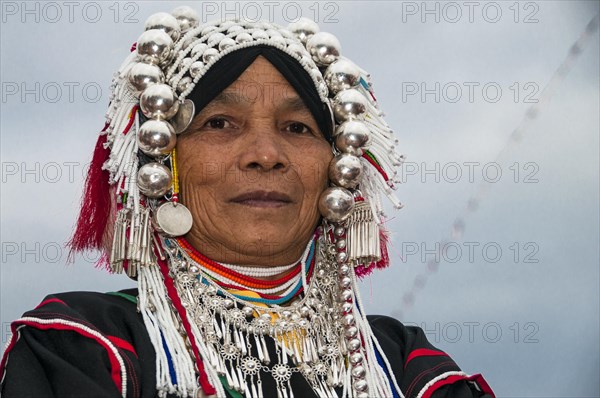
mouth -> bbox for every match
[229,190,293,208]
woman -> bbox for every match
[0,6,495,398]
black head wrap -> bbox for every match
[186,45,333,142]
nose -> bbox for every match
[238,126,290,172]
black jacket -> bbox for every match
[0,290,494,398]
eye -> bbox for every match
[286,122,312,135]
[204,117,231,129]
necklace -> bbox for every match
[136,223,403,398]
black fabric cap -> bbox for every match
[186,45,333,142]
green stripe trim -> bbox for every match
[106,291,138,304]
[219,375,243,398]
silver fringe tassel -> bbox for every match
[345,201,381,267]
[109,207,155,277]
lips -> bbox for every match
[229,190,293,208]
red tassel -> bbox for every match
[67,132,112,269]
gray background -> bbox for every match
[1,1,599,396]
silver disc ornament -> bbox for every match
[170,99,196,134]
[154,201,193,237]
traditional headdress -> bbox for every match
[69,6,405,398]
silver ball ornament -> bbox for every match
[306,32,341,65]
[128,63,165,94]
[218,37,237,51]
[318,187,354,222]
[328,154,363,189]
[145,12,181,42]
[324,59,361,94]
[252,30,269,40]
[335,120,370,156]
[207,32,225,47]
[138,120,176,156]
[236,32,253,43]
[191,43,208,57]
[189,61,205,78]
[287,18,320,44]
[171,6,199,32]
[351,365,366,379]
[140,84,180,120]
[137,163,172,198]
[136,29,173,66]
[202,48,219,64]
[353,380,368,392]
[333,89,367,122]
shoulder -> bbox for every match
[367,315,495,398]
[1,289,157,398]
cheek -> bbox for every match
[297,145,332,198]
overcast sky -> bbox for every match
[1,1,599,396]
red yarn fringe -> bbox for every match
[67,132,112,269]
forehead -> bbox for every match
[215,56,306,108]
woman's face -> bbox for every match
[176,56,333,266]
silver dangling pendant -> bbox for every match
[154,201,193,237]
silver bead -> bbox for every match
[189,61,204,78]
[218,37,237,51]
[335,121,370,156]
[348,338,361,352]
[222,299,235,309]
[306,32,341,65]
[324,59,361,94]
[191,43,208,57]
[345,326,358,338]
[136,29,173,66]
[140,84,179,120]
[145,12,181,42]
[343,314,355,326]
[202,48,219,64]
[341,288,353,302]
[350,352,363,365]
[171,6,199,32]
[334,226,345,237]
[332,89,368,122]
[339,276,352,289]
[128,63,165,94]
[318,187,354,223]
[138,119,176,156]
[299,306,311,317]
[287,17,320,44]
[353,379,368,392]
[201,25,217,36]
[352,366,367,379]
[252,30,269,40]
[335,239,346,249]
[339,264,350,275]
[242,306,255,318]
[341,302,353,313]
[328,154,363,189]
[286,43,306,58]
[177,77,192,93]
[336,251,348,263]
[236,32,253,43]
[207,32,225,47]
[137,163,172,198]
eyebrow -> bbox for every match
[207,90,310,113]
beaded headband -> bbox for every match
[69,6,404,277]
